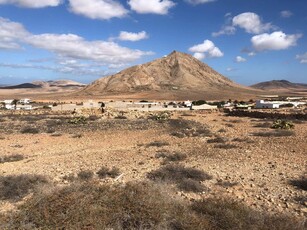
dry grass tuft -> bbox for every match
[96,166,120,179]
[148,164,212,192]
[0,154,24,163]
[0,174,48,200]
[2,182,305,230]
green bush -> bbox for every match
[68,116,87,124]
[271,120,294,130]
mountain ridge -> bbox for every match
[251,80,307,90]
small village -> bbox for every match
[1,96,306,113]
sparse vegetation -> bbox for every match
[96,166,120,179]
[0,174,48,200]
[20,126,40,134]
[290,176,307,191]
[71,133,82,138]
[214,144,237,149]
[146,141,170,148]
[191,198,304,230]
[177,178,207,192]
[77,170,94,181]
[68,116,87,124]
[232,137,254,143]
[271,119,294,130]
[207,136,227,143]
[156,152,187,164]
[148,164,212,192]
[0,154,24,163]
[1,181,305,229]
[252,130,295,137]
[50,132,62,137]
[216,181,238,188]
[148,112,171,120]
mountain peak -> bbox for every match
[79,52,254,100]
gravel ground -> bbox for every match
[0,110,306,220]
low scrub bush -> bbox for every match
[77,170,94,181]
[0,174,48,200]
[207,136,227,144]
[20,127,40,134]
[0,154,24,163]
[114,115,127,119]
[232,137,254,143]
[156,152,187,164]
[290,176,307,191]
[50,132,62,137]
[7,182,210,229]
[214,144,237,149]
[71,133,82,138]
[191,198,304,230]
[2,182,306,229]
[148,164,212,192]
[96,166,120,179]
[177,179,207,193]
[148,112,171,121]
[146,141,169,148]
[271,119,294,130]
[68,116,87,124]
[252,130,295,137]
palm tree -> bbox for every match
[11,99,19,110]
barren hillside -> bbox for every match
[78,51,259,100]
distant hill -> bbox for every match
[78,51,258,100]
[0,83,42,89]
[250,80,307,91]
[0,80,86,90]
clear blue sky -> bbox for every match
[0,0,306,85]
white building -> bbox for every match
[19,98,31,104]
[256,100,305,109]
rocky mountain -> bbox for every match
[79,51,257,100]
[251,80,307,91]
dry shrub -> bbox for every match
[148,164,212,192]
[71,133,82,138]
[20,127,40,134]
[96,166,120,179]
[146,141,170,148]
[191,198,305,230]
[0,154,24,163]
[252,130,295,137]
[290,176,307,191]
[232,137,254,143]
[156,152,187,164]
[214,144,237,149]
[4,182,305,230]
[7,182,210,229]
[77,170,94,181]
[169,119,212,138]
[207,136,227,144]
[177,179,207,193]
[50,132,62,137]
[0,174,48,200]
[217,128,227,133]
